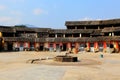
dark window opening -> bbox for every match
[2,33,14,37]
[57,34,63,37]
[67,26,75,29]
[38,33,48,38]
[65,34,73,37]
[90,43,94,47]
[63,44,67,51]
[114,32,120,36]
[73,34,79,37]
[104,33,109,36]
[110,44,114,48]
[82,33,90,37]
[49,34,55,37]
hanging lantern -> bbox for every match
[2,38,4,44]
[0,32,2,37]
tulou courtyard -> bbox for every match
[0,51,120,80]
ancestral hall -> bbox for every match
[1,18,120,53]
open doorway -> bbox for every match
[7,42,13,51]
[79,43,85,51]
[90,43,94,52]
[99,43,103,52]
[39,43,44,51]
[63,44,66,51]
[71,43,75,49]
[30,42,34,51]
[0,43,2,51]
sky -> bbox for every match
[0,0,120,29]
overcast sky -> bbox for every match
[0,0,120,29]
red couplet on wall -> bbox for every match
[87,42,90,49]
[53,43,56,48]
[17,42,20,47]
[13,42,20,48]
[59,42,63,46]
[75,42,79,48]
[48,43,50,48]
[67,43,71,48]
[24,42,30,48]
[44,43,50,48]
[94,42,99,49]
[103,41,107,49]
[115,41,119,49]
[35,43,40,48]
